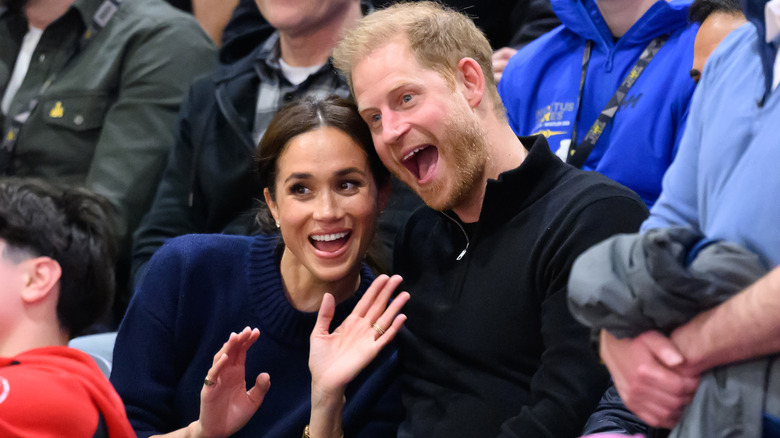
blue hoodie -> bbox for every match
[498,0,697,207]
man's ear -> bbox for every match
[457,57,485,109]
[263,188,280,225]
[20,257,62,304]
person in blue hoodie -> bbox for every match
[498,0,697,208]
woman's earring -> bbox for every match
[275,220,280,228]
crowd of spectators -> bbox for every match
[2,0,779,436]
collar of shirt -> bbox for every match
[766,0,780,43]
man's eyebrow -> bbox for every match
[357,81,413,113]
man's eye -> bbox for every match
[402,94,412,103]
[371,114,382,123]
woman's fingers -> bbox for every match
[313,293,337,337]
[212,332,237,365]
[375,313,408,348]
[247,372,271,406]
[205,352,229,388]
[236,328,260,365]
[364,275,403,322]
[351,274,390,317]
[371,289,409,336]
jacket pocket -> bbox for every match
[41,94,110,131]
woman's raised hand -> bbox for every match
[196,327,271,438]
[309,274,409,397]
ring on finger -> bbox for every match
[372,323,386,336]
[204,377,216,386]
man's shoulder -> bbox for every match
[703,23,759,82]
[116,0,202,27]
[108,0,214,48]
[553,166,648,213]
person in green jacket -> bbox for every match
[0,0,216,320]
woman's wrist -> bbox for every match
[308,383,346,438]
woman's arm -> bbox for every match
[307,275,410,438]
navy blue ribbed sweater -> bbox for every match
[111,234,403,438]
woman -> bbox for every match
[110,97,409,438]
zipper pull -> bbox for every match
[456,248,467,260]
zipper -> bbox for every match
[441,211,470,261]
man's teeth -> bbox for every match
[403,147,425,161]
[311,232,348,242]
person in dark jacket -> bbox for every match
[131,0,422,287]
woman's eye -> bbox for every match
[290,184,310,195]
[371,113,382,123]
[339,180,361,193]
[402,94,412,104]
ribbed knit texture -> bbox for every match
[112,234,402,438]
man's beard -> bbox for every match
[2,0,26,12]
[416,107,488,213]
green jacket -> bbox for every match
[0,0,216,252]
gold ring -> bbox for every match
[372,323,385,336]
[204,377,216,386]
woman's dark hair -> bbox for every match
[254,96,390,230]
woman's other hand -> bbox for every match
[197,327,271,438]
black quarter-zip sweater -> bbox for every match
[394,135,649,438]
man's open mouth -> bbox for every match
[401,145,439,182]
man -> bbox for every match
[0,0,216,315]
[498,0,697,208]
[131,0,421,283]
[689,0,746,83]
[0,178,133,437]
[332,3,650,436]
[595,0,780,431]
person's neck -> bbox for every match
[451,112,529,224]
[279,248,361,313]
[24,0,75,29]
[0,320,69,358]
[596,0,659,38]
[278,1,363,67]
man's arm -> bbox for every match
[673,264,780,374]
[500,195,649,437]
[85,16,215,254]
[601,266,780,429]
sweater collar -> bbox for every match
[478,135,569,225]
[245,234,374,347]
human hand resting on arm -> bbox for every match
[600,329,700,429]
[155,327,271,438]
[307,274,410,438]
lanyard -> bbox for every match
[0,0,123,175]
[567,35,668,169]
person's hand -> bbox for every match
[196,327,271,438]
[600,330,700,429]
[309,274,409,398]
[492,47,517,83]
